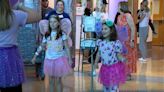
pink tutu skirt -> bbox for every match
[44,56,72,77]
[98,62,127,87]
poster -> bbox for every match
[76,7,84,16]
[83,16,96,32]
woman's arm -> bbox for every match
[126,14,135,48]
[126,14,135,41]
[17,3,41,24]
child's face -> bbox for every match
[102,24,110,38]
[49,17,59,30]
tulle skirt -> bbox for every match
[44,56,72,77]
[98,62,127,87]
[0,46,25,88]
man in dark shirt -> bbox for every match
[41,0,53,19]
[35,0,53,80]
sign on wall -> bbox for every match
[76,7,84,16]
[83,16,96,32]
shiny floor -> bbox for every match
[23,46,164,92]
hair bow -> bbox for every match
[105,20,113,27]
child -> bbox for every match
[32,15,72,92]
[34,20,49,80]
[95,20,126,92]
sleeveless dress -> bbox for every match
[117,13,138,74]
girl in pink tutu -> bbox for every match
[95,20,127,92]
[32,15,72,92]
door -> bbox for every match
[152,0,164,46]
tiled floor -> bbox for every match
[23,46,164,92]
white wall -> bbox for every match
[152,0,159,14]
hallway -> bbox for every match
[23,46,164,92]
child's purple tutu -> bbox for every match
[44,56,72,77]
[98,62,127,87]
[0,46,25,88]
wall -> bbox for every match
[76,0,129,49]
[49,0,54,8]
[152,0,159,14]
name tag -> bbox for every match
[58,15,64,18]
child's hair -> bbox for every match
[84,7,91,16]
[45,15,62,40]
[103,21,117,41]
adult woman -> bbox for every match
[116,1,137,79]
[0,0,41,92]
[138,0,150,62]
[45,0,71,20]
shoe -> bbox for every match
[127,74,132,81]
[41,77,45,80]
[153,31,157,34]
[36,74,39,78]
[92,70,97,76]
[39,76,45,81]
[139,57,144,61]
[139,58,147,63]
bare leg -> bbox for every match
[44,75,49,92]
[55,77,63,92]
[49,77,55,92]
[59,77,63,92]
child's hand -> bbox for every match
[31,56,36,64]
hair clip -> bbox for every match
[105,20,113,27]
